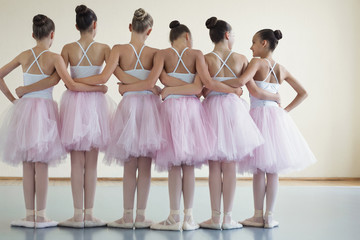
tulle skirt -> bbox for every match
[203,94,264,162]
[238,106,316,174]
[104,93,162,165]
[155,96,215,171]
[60,90,115,152]
[0,98,66,166]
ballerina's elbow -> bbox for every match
[301,90,308,99]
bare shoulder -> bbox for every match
[47,51,63,63]
[15,49,33,64]
[145,45,159,53]
[158,48,172,57]
[278,63,290,78]
[112,44,126,51]
[204,52,216,63]
[95,42,110,51]
[249,57,262,64]
[191,49,204,56]
[232,52,248,64]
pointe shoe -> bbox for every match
[182,209,199,231]
[134,209,153,229]
[84,208,106,228]
[199,210,221,230]
[107,209,134,229]
[58,208,84,228]
[150,210,182,231]
[221,212,242,230]
[264,211,279,229]
[35,210,58,229]
[11,209,35,228]
[241,210,264,228]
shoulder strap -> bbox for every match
[129,43,145,70]
[171,47,191,74]
[210,51,236,78]
[263,58,279,83]
[76,41,95,66]
[25,49,49,75]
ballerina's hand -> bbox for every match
[150,85,162,96]
[234,87,243,97]
[15,86,26,98]
[117,82,127,96]
[161,87,172,100]
[275,92,281,107]
[101,85,108,94]
[202,88,211,98]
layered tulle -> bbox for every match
[155,96,215,171]
[104,93,162,165]
[0,98,66,166]
[203,94,264,162]
[60,90,115,152]
[238,106,316,174]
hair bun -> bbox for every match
[274,30,282,40]
[134,8,148,21]
[75,5,88,15]
[205,17,217,29]
[33,14,47,27]
[169,20,180,29]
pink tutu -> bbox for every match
[238,106,316,174]
[60,90,115,152]
[104,93,162,165]
[155,96,215,171]
[203,94,264,162]
[0,98,66,166]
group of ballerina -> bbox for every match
[0,5,316,231]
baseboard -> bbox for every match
[0,177,359,181]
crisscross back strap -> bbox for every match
[25,49,49,75]
[171,47,191,74]
[129,43,146,70]
[263,58,279,83]
[76,41,95,66]
[210,51,236,78]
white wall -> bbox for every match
[0,0,359,178]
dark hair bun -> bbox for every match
[169,20,180,29]
[205,17,217,29]
[274,30,282,40]
[33,14,47,27]
[75,5,88,15]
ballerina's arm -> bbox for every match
[282,67,308,112]
[53,53,107,92]
[0,55,21,102]
[117,51,165,94]
[161,74,203,99]
[194,50,241,95]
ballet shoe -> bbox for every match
[107,220,133,229]
[222,212,243,230]
[222,221,243,230]
[84,208,106,228]
[199,210,221,230]
[58,208,84,228]
[150,210,182,231]
[134,209,153,229]
[264,211,279,229]
[58,219,84,228]
[107,209,133,229]
[11,209,35,228]
[241,210,264,228]
[182,209,199,231]
[35,210,58,229]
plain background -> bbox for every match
[0,0,359,178]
